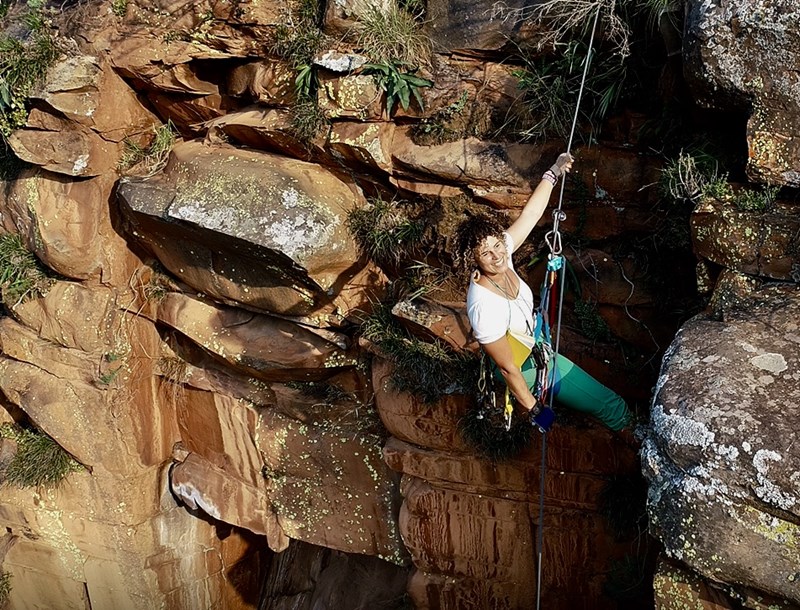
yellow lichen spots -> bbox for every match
[31,496,86,581]
[324,353,356,368]
[747,75,765,91]
[751,509,799,551]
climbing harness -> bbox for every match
[535,8,602,610]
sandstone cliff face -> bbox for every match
[0,0,796,609]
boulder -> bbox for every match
[204,107,321,160]
[318,73,384,121]
[390,298,476,352]
[260,539,409,609]
[8,110,120,177]
[155,292,355,381]
[328,121,396,174]
[390,128,543,208]
[8,53,160,177]
[30,54,159,141]
[170,451,283,548]
[651,556,794,610]
[227,60,296,105]
[256,393,407,563]
[692,198,800,281]
[9,283,117,352]
[684,0,800,186]
[1,167,141,285]
[117,140,379,322]
[0,467,263,610]
[642,283,800,604]
[323,0,393,37]
[0,314,168,473]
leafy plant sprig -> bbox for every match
[361,61,432,117]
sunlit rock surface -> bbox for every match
[643,284,800,604]
[117,140,378,322]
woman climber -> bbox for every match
[452,152,633,434]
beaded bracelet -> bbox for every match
[542,170,558,185]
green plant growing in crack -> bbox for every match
[733,184,779,213]
[361,61,432,117]
[118,120,177,177]
[0,2,61,138]
[0,422,83,488]
[270,0,329,142]
[111,0,127,17]
[574,298,611,342]
[412,91,474,145]
[346,197,425,268]
[360,303,478,403]
[0,233,55,308]
[0,570,10,605]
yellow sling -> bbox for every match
[503,330,536,424]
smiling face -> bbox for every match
[474,235,508,276]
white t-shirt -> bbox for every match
[466,232,535,344]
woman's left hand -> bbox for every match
[550,152,574,177]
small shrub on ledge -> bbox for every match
[0,233,56,308]
[0,423,83,488]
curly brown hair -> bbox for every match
[450,212,506,281]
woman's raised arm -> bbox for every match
[506,153,573,252]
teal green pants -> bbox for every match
[499,352,631,431]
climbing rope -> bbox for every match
[535,8,602,610]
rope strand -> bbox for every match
[535,8,602,610]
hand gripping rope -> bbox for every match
[534,8,601,610]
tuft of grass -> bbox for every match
[118,121,177,177]
[271,0,326,68]
[111,0,127,17]
[489,0,633,58]
[0,233,54,307]
[159,356,188,384]
[459,402,533,462]
[0,3,61,138]
[356,2,431,68]
[0,570,10,606]
[346,197,425,268]
[733,184,779,213]
[0,423,82,488]
[360,303,478,403]
[270,0,329,143]
[659,150,725,204]
[158,356,188,408]
[289,98,328,144]
[508,38,628,142]
[396,261,452,302]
